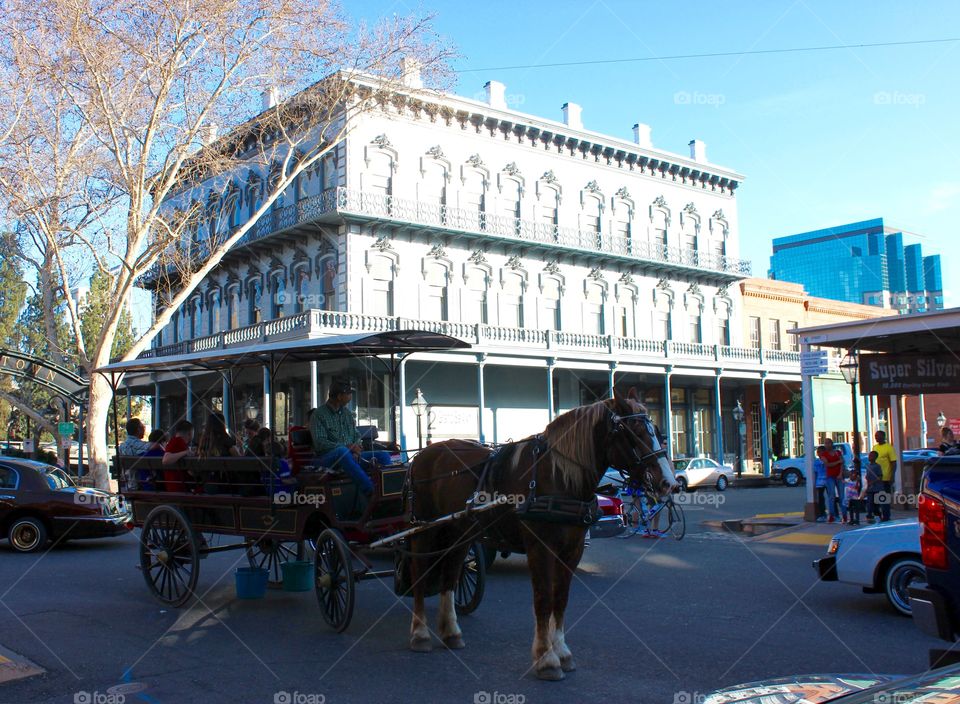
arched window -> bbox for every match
[208,289,222,334]
[227,285,240,329]
[461,170,486,231]
[500,271,525,328]
[462,267,489,324]
[368,255,394,316]
[651,209,668,254]
[419,161,447,225]
[292,266,310,314]
[584,282,605,335]
[171,311,180,344]
[581,196,602,238]
[538,187,559,230]
[366,152,393,198]
[498,179,521,236]
[612,205,632,255]
[248,278,263,324]
[269,271,286,318]
[540,277,562,330]
[189,297,202,338]
[689,308,702,343]
[653,293,673,340]
[321,153,337,192]
[319,255,338,311]
[421,261,449,321]
[715,305,731,346]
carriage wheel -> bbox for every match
[139,505,200,607]
[314,529,355,632]
[454,541,486,616]
[246,539,304,587]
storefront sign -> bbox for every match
[426,406,479,440]
[860,352,960,395]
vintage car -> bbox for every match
[0,457,131,553]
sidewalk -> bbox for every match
[714,509,917,546]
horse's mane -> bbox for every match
[534,398,647,494]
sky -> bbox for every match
[353,0,960,305]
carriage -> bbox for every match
[100,330,489,632]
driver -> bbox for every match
[310,380,392,496]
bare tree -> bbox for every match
[0,0,452,488]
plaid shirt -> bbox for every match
[310,402,360,455]
[117,435,151,456]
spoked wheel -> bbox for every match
[667,502,686,541]
[315,528,355,632]
[246,539,304,587]
[454,541,486,615]
[139,505,200,607]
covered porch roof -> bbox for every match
[794,306,960,354]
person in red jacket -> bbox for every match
[818,439,845,523]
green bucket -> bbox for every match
[281,560,313,592]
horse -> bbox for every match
[404,389,677,680]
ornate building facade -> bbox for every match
[135,70,803,467]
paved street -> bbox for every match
[0,487,944,704]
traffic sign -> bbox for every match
[57,421,75,436]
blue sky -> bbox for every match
[358,0,959,304]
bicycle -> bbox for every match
[617,483,685,540]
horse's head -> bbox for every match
[605,389,678,498]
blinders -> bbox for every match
[607,410,669,467]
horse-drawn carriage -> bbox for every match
[99,329,679,679]
[102,330,488,631]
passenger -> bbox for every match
[162,420,194,492]
[117,418,150,456]
[197,412,240,458]
[248,427,283,457]
[136,429,166,491]
[310,380,392,496]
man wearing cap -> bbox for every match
[310,380,392,496]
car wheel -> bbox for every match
[716,475,728,492]
[8,517,48,553]
[782,469,801,487]
[677,477,689,493]
[884,557,925,616]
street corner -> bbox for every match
[0,644,45,685]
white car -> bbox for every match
[813,519,924,616]
[673,457,735,492]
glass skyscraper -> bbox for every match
[769,218,944,314]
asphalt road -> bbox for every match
[0,487,945,704]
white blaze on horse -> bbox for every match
[403,389,677,680]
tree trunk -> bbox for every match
[87,373,116,491]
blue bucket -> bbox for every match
[281,560,313,592]
[235,567,269,599]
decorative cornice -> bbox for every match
[712,209,726,220]
[656,277,672,291]
[503,162,521,177]
[371,134,393,149]
[371,235,394,252]
[468,249,488,266]
[587,266,604,281]
[505,255,524,270]
[618,272,635,285]
[615,186,631,200]
[427,242,448,259]
[541,170,559,185]
[466,153,485,168]
[652,195,668,208]
[716,283,730,298]
[543,261,561,276]
[687,282,702,297]
[683,202,698,215]
[426,145,445,159]
[585,180,602,194]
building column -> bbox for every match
[153,377,161,430]
[759,371,770,477]
[262,366,272,428]
[185,376,194,424]
[310,361,319,411]
[125,387,132,420]
[713,372,724,462]
[663,367,673,456]
[222,376,231,431]
[477,354,486,444]
[608,361,617,398]
[546,358,556,421]
[863,393,873,440]
[918,393,928,447]
[801,344,816,519]
[398,358,408,452]
[889,394,904,494]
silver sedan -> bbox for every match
[673,457,735,492]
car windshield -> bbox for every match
[44,468,75,490]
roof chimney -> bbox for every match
[400,57,423,89]
[561,102,582,129]
[204,123,218,144]
[689,139,707,162]
[484,81,507,109]
[261,87,279,111]
[632,123,652,148]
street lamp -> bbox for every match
[244,395,260,421]
[839,350,861,472]
[411,388,428,450]
[732,400,745,478]
[937,411,947,429]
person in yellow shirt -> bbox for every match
[872,430,897,522]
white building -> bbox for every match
[134,68,801,468]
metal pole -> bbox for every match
[759,372,770,478]
[153,376,161,429]
[546,358,556,421]
[125,387,132,419]
[607,362,617,398]
[476,354,486,444]
[310,360,319,410]
[918,392,927,447]
[889,395,904,495]
[185,376,194,424]
[851,379,861,473]
[222,375,231,426]
[713,372,724,463]
[262,365,272,428]
[663,367,673,457]
[800,344,816,518]
[398,357,408,452]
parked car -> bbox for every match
[673,457,734,492]
[910,455,960,649]
[590,493,625,538]
[772,442,856,486]
[0,457,131,553]
[703,662,960,704]
[813,519,924,615]
[902,448,941,462]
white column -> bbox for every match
[222,376,231,430]
[607,362,617,398]
[153,378,161,429]
[918,393,928,447]
[546,358,556,421]
[310,361,319,410]
[398,358,408,452]
[185,376,194,424]
[126,387,132,419]
[262,366,272,428]
[663,367,673,455]
[477,354,486,444]
[889,395,904,494]
[713,372,724,462]
[801,343,816,518]
[759,372,770,477]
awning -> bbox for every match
[95,330,471,376]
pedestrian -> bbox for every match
[818,438,845,523]
[814,451,827,522]
[938,426,958,455]
[872,431,897,522]
[863,450,883,524]
[845,465,863,525]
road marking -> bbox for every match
[761,532,833,546]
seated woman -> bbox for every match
[196,413,240,493]
[161,420,194,491]
[136,429,166,490]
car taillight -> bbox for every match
[918,493,948,570]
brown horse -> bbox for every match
[404,390,677,680]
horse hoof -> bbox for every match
[536,666,565,681]
[410,637,433,653]
[560,657,577,672]
[443,635,465,649]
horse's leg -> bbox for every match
[408,547,433,653]
[551,527,586,673]
[437,541,466,649]
[525,540,563,680]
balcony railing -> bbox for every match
[149,187,751,283]
[140,309,800,370]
